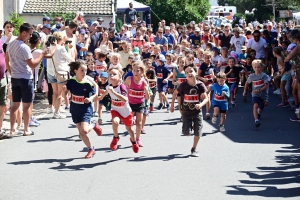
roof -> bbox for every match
[22,0,113,15]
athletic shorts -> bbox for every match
[168,81,174,89]
[129,103,145,113]
[281,73,291,82]
[157,83,168,93]
[111,110,133,126]
[0,77,7,105]
[182,112,203,137]
[213,105,227,113]
[227,82,238,93]
[11,78,34,103]
[143,106,150,116]
[71,112,92,124]
[252,96,265,111]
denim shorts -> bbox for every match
[47,73,66,84]
[11,78,34,103]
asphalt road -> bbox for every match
[0,90,299,200]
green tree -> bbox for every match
[8,12,25,35]
[46,0,76,26]
[139,0,210,27]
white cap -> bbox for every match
[194,27,200,32]
[165,26,170,30]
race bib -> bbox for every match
[72,95,85,104]
[221,62,228,66]
[228,78,237,83]
[157,73,163,79]
[129,89,144,98]
[214,94,226,101]
[96,66,106,71]
[204,74,213,80]
[253,79,264,87]
[184,94,199,103]
[177,78,187,83]
[149,81,157,88]
[112,99,125,107]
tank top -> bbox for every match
[107,83,132,117]
[149,35,154,43]
[175,68,187,85]
[128,76,145,104]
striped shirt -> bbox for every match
[7,39,33,79]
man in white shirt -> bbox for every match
[230,27,248,54]
[246,30,267,60]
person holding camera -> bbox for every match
[77,29,90,60]
[47,32,74,119]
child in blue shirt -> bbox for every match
[207,72,230,132]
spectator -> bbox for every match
[164,26,176,46]
[246,30,267,60]
[218,25,233,49]
[88,21,101,53]
[124,2,137,25]
[154,28,168,46]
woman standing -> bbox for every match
[119,41,133,68]
[98,31,113,52]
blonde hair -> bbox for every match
[52,32,64,41]
[110,53,121,61]
[132,61,147,80]
[107,65,124,78]
[203,51,212,58]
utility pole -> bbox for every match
[272,0,276,20]
[263,0,279,20]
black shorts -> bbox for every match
[130,103,145,113]
[11,78,34,103]
[182,112,203,137]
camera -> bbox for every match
[45,36,56,47]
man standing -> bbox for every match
[154,28,168,46]
[229,27,248,54]
[188,27,201,46]
[5,23,48,136]
[246,30,267,60]
[88,21,102,53]
[164,26,177,46]
[97,17,104,26]
[124,2,137,25]
[218,25,233,48]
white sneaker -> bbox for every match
[94,112,99,117]
[47,107,54,114]
[53,113,66,119]
[211,115,217,124]
[5,110,10,115]
[219,124,225,132]
[273,89,281,95]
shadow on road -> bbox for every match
[27,135,80,143]
[127,154,190,162]
[226,144,300,198]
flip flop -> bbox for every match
[23,131,34,136]
[10,131,23,137]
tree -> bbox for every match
[139,0,210,27]
[8,12,25,36]
[46,0,76,26]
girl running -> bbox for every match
[64,61,102,158]
[124,61,150,147]
[144,59,157,112]
[165,54,177,94]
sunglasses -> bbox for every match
[158,32,163,33]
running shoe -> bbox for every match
[85,148,95,158]
[141,128,146,134]
[206,113,211,120]
[190,148,199,157]
[219,124,225,132]
[136,138,144,147]
[110,137,120,150]
[211,115,217,124]
[29,120,39,127]
[46,107,54,114]
[166,104,170,113]
[94,112,99,117]
[163,103,166,108]
[98,117,103,125]
[277,103,289,108]
[53,113,66,119]
[231,102,236,107]
[59,108,67,113]
[290,115,300,122]
[31,117,41,125]
[157,103,163,110]
[273,88,281,95]
[255,120,261,127]
[93,121,102,136]
[5,110,10,115]
[132,142,139,153]
[65,106,70,110]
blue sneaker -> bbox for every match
[31,117,41,125]
[29,120,39,127]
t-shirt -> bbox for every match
[230,35,248,54]
[88,32,102,53]
[246,38,267,59]
[156,64,171,85]
[189,34,201,45]
[218,56,228,73]
[210,83,230,110]
[224,66,243,84]
[119,50,134,69]
[164,33,175,44]
[141,52,151,59]
[87,69,100,81]
[154,36,168,46]
[7,39,33,79]
[66,77,96,116]
[125,8,137,24]
[177,81,207,114]
[247,72,269,99]
[109,36,121,49]
[199,62,214,84]
[219,33,233,48]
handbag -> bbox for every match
[51,58,69,82]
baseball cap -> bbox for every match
[30,31,41,43]
[194,27,200,32]
[158,55,166,62]
[212,47,220,54]
[97,17,104,22]
[91,21,99,26]
[133,47,140,54]
[100,72,109,78]
[241,46,247,51]
[56,23,62,29]
[42,24,51,29]
[79,29,86,35]
[51,28,59,34]
[127,24,132,28]
[109,21,115,24]
[165,26,170,30]
[43,16,51,21]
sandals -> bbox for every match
[23,131,34,136]
[0,130,13,140]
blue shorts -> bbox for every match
[168,81,174,89]
[212,102,228,112]
[157,83,168,93]
[47,73,67,84]
[227,82,238,93]
[11,78,34,103]
[71,112,92,124]
[252,96,265,110]
[99,98,111,110]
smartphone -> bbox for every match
[65,40,72,44]
[65,20,70,26]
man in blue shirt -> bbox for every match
[154,28,168,47]
[188,27,201,46]
[164,26,177,46]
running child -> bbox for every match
[207,72,230,132]
[212,47,221,73]
[64,61,102,158]
[97,72,111,124]
[218,47,229,73]
[165,54,177,94]
[124,61,150,147]
[145,59,157,112]
[243,59,269,127]
[99,66,139,152]
[170,64,209,157]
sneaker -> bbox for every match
[219,124,225,132]
[131,142,139,153]
[110,137,119,150]
[65,106,70,110]
[282,103,290,108]
[149,105,154,112]
[5,110,10,115]
[166,104,170,113]
[31,117,41,125]
[290,115,300,122]
[93,121,102,136]
[85,148,95,158]
[53,113,66,119]
[17,123,24,130]
[141,128,146,134]
[255,120,261,127]
[190,148,199,157]
[29,120,39,127]
[273,88,281,95]
[46,107,54,114]
[163,103,166,108]
[206,113,211,120]
[157,103,163,110]
[94,112,99,117]
[136,138,144,147]
[59,108,67,113]
[277,103,289,108]
[98,118,103,125]
[211,115,217,124]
